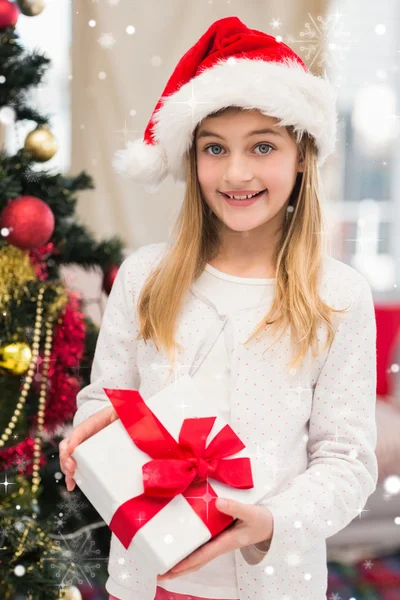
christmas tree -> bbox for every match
[0,2,124,598]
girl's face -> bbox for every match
[195,109,303,236]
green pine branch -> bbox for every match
[0,27,50,108]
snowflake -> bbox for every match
[108,0,120,5]
[53,513,66,529]
[44,530,107,587]
[58,491,87,520]
[98,32,116,50]
[14,455,31,470]
[151,55,162,67]
[0,525,10,547]
[329,593,342,600]
[269,18,282,30]
[364,559,374,569]
[287,7,355,72]
[14,520,26,533]
[25,168,41,183]
[112,117,140,145]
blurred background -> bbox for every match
[1,0,400,598]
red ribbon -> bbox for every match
[103,387,254,550]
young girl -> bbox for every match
[59,16,378,600]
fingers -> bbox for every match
[59,438,77,491]
[157,565,200,581]
[71,405,115,452]
[59,405,115,492]
[158,525,243,580]
[65,467,76,492]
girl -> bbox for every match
[59,16,378,600]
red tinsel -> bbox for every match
[28,242,61,280]
[0,292,87,473]
[32,292,86,429]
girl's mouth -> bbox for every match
[219,189,267,207]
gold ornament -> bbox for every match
[60,585,82,600]
[17,0,46,17]
[24,124,58,162]
[0,342,32,375]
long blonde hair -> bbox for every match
[136,107,349,374]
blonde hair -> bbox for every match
[136,107,349,376]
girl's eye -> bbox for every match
[203,143,274,156]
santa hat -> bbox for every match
[113,16,337,188]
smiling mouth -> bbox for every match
[219,189,267,200]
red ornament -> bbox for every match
[0,0,19,29]
[102,264,119,295]
[0,195,55,250]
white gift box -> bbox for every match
[72,374,270,575]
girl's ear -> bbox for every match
[297,141,306,170]
[295,148,305,172]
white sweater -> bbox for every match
[72,242,378,600]
[157,261,276,599]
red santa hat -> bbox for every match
[113,16,337,188]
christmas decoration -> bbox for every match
[0,475,66,599]
[0,341,32,375]
[102,263,119,295]
[0,286,58,456]
[17,0,46,16]
[0,245,37,311]
[60,585,82,600]
[28,241,59,280]
[0,195,55,250]
[0,290,84,474]
[0,0,19,29]
[24,124,58,162]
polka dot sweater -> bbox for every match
[73,242,378,600]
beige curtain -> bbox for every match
[71,0,329,251]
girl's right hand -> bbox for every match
[59,405,118,491]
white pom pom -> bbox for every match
[112,138,168,185]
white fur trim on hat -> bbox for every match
[114,57,338,186]
[112,137,168,185]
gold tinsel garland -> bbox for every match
[0,288,56,492]
[0,245,69,493]
[0,245,37,311]
[0,245,68,316]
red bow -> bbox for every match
[103,387,254,550]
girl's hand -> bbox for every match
[157,498,274,581]
[59,405,118,492]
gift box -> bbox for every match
[72,374,270,575]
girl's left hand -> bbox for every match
[157,497,274,581]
